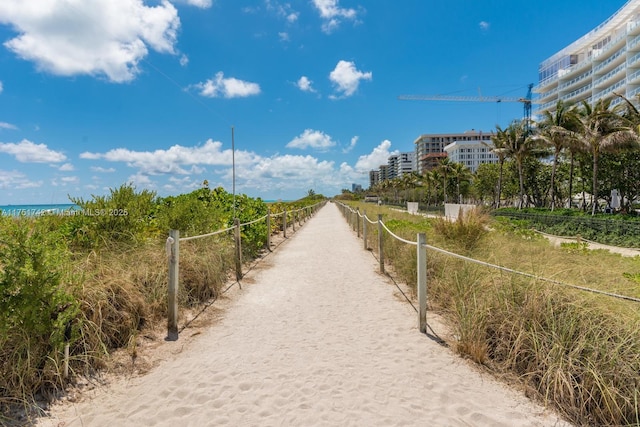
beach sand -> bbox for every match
[36,202,570,426]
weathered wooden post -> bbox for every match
[293,210,296,232]
[167,230,179,341]
[234,218,243,281]
[283,208,287,238]
[363,210,367,250]
[378,214,384,273]
[356,208,360,238]
[266,213,272,252]
[417,233,427,333]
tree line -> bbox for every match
[368,95,640,215]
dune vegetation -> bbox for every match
[0,183,324,422]
[345,201,640,426]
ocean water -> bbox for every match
[0,204,78,217]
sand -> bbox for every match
[36,202,570,426]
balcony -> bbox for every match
[593,47,627,74]
[560,84,593,103]
[593,63,625,88]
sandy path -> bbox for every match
[38,202,569,427]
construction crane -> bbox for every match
[398,83,535,131]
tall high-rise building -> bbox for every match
[414,131,492,174]
[535,1,640,114]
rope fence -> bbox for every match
[165,201,326,340]
[335,202,640,334]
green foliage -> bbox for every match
[432,208,489,252]
[68,183,159,248]
[0,218,79,404]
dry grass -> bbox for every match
[344,201,640,426]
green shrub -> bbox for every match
[0,218,79,406]
[432,207,489,252]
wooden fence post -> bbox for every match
[356,208,360,238]
[363,210,367,250]
[283,209,287,238]
[266,213,272,251]
[417,233,427,333]
[293,210,296,232]
[378,214,384,273]
[234,218,243,282]
[167,229,179,341]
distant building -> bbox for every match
[369,170,380,189]
[352,183,363,193]
[414,130,492,174]
[387,152,416,180]
[443,140,499,173]
[535,1,640,115]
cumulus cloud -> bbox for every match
[286,129,336,150]
[175,0,212,8]
[265,0,299,22]
[296,76,316,92]
[0,169,42,189]
[179,54,189,66]
[90,166,116,173]
[80,139,259,175]
[0,0,180,83]
[479,21,490,31]
[312,0,359,33]
[279,32,290,42]
[354,139,397,171]
[329,60,372,98]
[0,139,66,163]
[0,122,18,130]
[194,72,261,98]
[0,81,3,93]
[58,163,74,171]
[342,136,358,153]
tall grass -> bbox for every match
[346,201,640,426]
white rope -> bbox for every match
[241,215,267,227]
[380,220,417,246]
[424,243,640,303]
[179,226,234,242]
[364,215,378,225]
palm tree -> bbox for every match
[450,162,472,203]
[487,127,509,208]
[533,100,579,210]
[438,157,453,204]
[574,98,638,215]
[502,119,538,209]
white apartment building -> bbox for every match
[443,140,499,173]
[535,0,640,115]
[387,152,416,180]
[414,130,492,174]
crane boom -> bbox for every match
[397,94,524,102]
[398,83,535,132]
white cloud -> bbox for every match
[479,21,490,31]
[354,140,397,171]
[194,72,261,98]
[80,139,259,175]
[265,1,298,22]
[179,54,189,66]
[329,60,372,98]
[0,139,66,163]
[342,136,358,153]
[90,166,116,173]
[296,76,316,92]
[286,129,336,150]
[0,122,18,130]
[0,81,3,93]
[0,169,42,189]
[175,0,212,8]
[279,32,290,42]
[312,0,359,33]
[0,0,180,83]
[127,172,156,189]
[287,12,299,23]
[58,163,74,171]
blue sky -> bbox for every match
[0,0,629,204]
